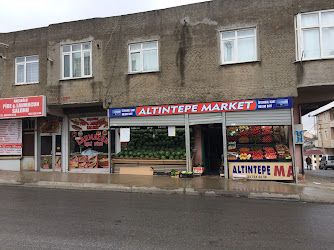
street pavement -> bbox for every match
[0,186,333,249]
[1,170,334,203]
[304,169,334,179]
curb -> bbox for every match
[1,180,333,203]
[248,192,301,202]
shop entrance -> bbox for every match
[40,134,61,170]
[202,124,223,174]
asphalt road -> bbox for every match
[0,186,333,249]
[305,169,334,179]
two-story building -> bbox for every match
[0,0,334,182]
[313,102,334,155]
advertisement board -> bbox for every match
[0,120,22,155]
[70,117,108,131]
[0,96,46,119]
[228,162,294,180]
[108,97,293,118]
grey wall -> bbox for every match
[0,0,333,110]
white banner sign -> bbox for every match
[0,120,22,155]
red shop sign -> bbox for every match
[0,96,47,119]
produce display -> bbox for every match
[115,129,189,160]
[227,125,291,161]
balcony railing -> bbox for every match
[330,120,334,127]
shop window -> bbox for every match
[295,10,334,60]
[15,55,39,84]
[61,42,92,79]
[128,41,159,73]
[227,126,293,180]
[220,28,257,64]
[70,128,113,169]
[22,119,35,132]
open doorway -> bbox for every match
[202,124,223,174]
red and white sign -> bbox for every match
[0,96,46,119]
[70,117,108,131]
[0,120,22,155]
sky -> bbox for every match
[0,0,210,33]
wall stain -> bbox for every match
[175,20,189,87]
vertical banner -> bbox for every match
[294,124,304,144]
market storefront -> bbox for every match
[0,96,47,171]
[108,97,300,183]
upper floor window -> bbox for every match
[324,112,327,122]
[62,42,92,79]
[15,55,39,85]
[129,41,159,73]
[324,130,328,140]
[220,28,257,64]
[296,10,334,60]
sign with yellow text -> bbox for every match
[228,162,294,180]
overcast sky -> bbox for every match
[0,0,210,33]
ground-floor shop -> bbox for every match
[0,96,304,183]
[108,97,304,183]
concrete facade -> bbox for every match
[0,0,333,110]
[0,0,334,178]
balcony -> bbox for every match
[330,120,334,127]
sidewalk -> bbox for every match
[1,170,334,203]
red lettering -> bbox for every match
[274,165,285,176]
[287,165,293,177]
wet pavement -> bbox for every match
[0,186,333,249]
[0,170,334,203]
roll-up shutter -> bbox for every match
[226,109,291,126]
[189,113,223,125]
[109,114,185,127]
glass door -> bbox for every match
[40,134,61,171]
[41,136,52,170]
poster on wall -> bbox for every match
[40,118,61,133]
[70,117,108,131]
[0,120,22,155]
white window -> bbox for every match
[61,42,92,79]
[319,131,322,140]
[324,112,327,121]
[15,55,39,84]
[129,41,159,73]
[296,10,334,60]
[325,130,328,140]
[220,28,257,64]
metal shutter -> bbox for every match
[109,114,185,127]
[226,109,292,126]
[189,113,223,125]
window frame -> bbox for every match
[324,130,328,140]
[61,42,92,80]
[15,55,39,85]
[220,27,258,65]
[128,41,159,74]
[295,9,334,61]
